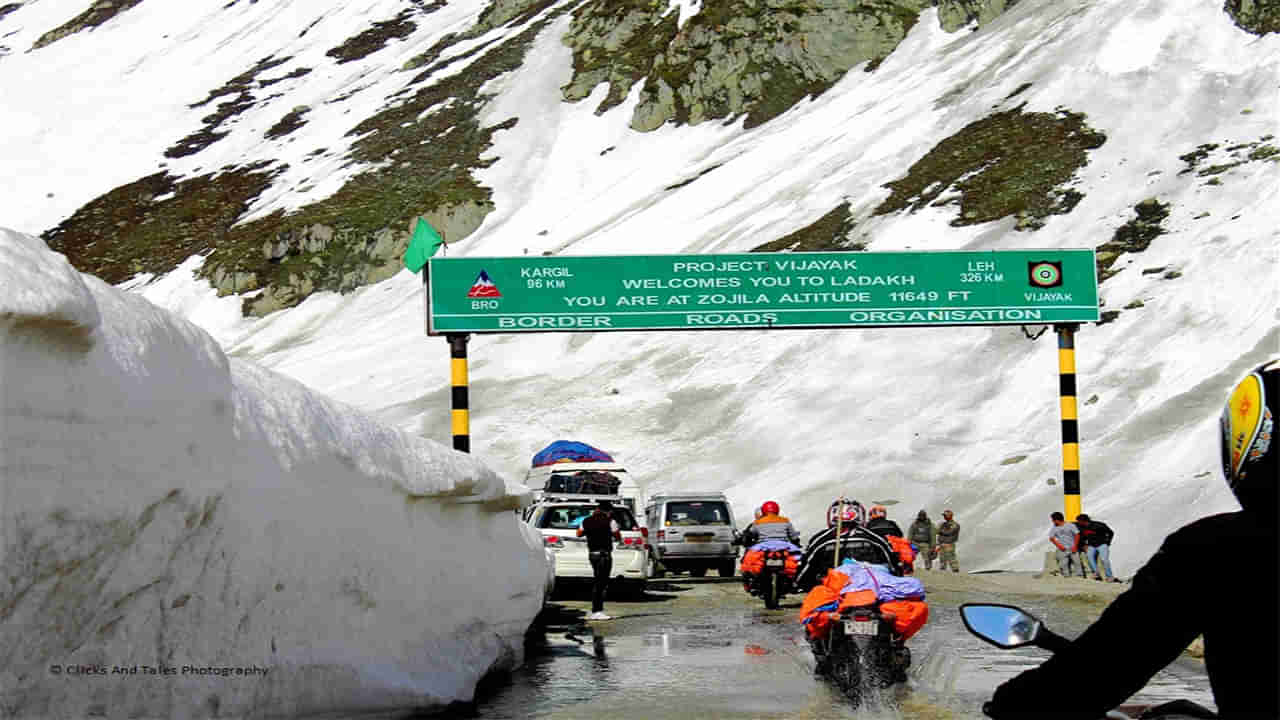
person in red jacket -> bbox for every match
[982,360,1279,719]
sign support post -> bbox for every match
[448,333,471,453]
[1055,323,1082,521]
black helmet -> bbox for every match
[1220,359,1278,513]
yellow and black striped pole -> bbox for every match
[1056,324,1081,520]
[448,333,471,453]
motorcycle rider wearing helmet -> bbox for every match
[796,498,902,590]
[738,500,801,547]
[866,505,904,540]
[982,360,1279,719]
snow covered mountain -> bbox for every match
[2,0,1277,581]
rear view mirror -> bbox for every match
[960,603,1043,649]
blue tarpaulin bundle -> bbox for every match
[531,440,614,467]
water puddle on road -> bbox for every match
[475,605,872,719]
[471,585,1214,720]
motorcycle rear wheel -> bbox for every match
[829,640,864,705]
[764,572,781,609]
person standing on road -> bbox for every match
[908,510,937,569]
[935,509,961,572]
[1075,514,1120,582]
[1069,517,1090,577]
[1048,512,1080,577]
[578,499,622,621]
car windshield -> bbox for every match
[539,505,638,531]
[665,501,730,526]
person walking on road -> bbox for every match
[1048,512,1080,577]
[935,509,961,572]
[578,499,622,621]
[1076,513,1120,582]
[908,510,937,569]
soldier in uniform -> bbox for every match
[935,509,961,572]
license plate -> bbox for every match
[765,559,784,567]
[843,620,876,635]
[686,535,712,543]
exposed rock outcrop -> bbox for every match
[935,0,1021,33]
[561,0,1025,132]
[242,201,491,315]
[1224,0,1279,35]
[1095,198,1170,282]
[873,107,1106,231]
[563,0,933,131]
[30,0,145,51]
[751,202,865,252]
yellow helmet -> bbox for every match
[1220,359,1278,513]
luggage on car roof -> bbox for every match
[531,440,614,467]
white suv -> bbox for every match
[526,498,649,595]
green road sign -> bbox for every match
[426,250,1099,334]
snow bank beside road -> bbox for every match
[0,229,548,718]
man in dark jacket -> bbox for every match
[1074,514,1119,582]
[577,499,622,621]
[982,360,1279,719]
[866,505,904,540]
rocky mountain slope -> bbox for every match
[6,0,1270,316]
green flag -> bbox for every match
[403,218,444,273]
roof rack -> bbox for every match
[536,493,626,504]
[648,491,728,499]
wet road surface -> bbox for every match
[466,571,1214,719]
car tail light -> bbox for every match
[544,536,563,548]
[639,527,649,539]
[657,530,666,540]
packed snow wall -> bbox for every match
[0,228,549,718]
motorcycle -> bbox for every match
[811,600,912,705]
[744,548,794,609]
[959,603,1218,720]
[734,530,799,610]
